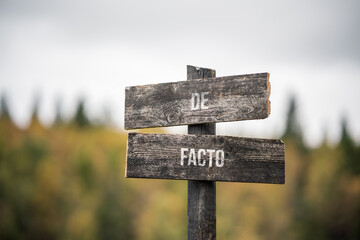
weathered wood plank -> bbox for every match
[187,65,216,240]
[124,72,271,129]
[125,132,285,184]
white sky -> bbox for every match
[0,0,359,147]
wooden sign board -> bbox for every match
[125,73,270,129]
[126,133,285,184]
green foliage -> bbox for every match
[0,95,359,239]
[97,177,135,240]
[283,96,301,139]
[0,122,135,239]
[30,95,40,122]
[338,118,360,175]
[0,94,11,120]
[53,98,64,126]
[72,99,91,128]
[282,95,307,152]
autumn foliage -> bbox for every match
[0,96,359,239]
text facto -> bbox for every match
[126,132,285,184]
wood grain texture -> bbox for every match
[125,132,285,184]
[187,65,216,240]
[188,180,216,240]
[124,72,271,129]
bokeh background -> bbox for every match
[1,0,360,239]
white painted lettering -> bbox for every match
[180,148,188,166]
[207,149,215,167]
[215,150,225,167]
[191,92,210,110]
[180,148,225,167]
[198,149,206,166]
[191,93,200,110]
[201,92,209,110]
[188,148,197,166]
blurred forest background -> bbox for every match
[0,94,360,240]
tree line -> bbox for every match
[0,92,359,239]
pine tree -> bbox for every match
[283,96,300,138]
[53,98,63,126]
[0,94,16,130]
[73,99,91,128]
[28,94,44,131]
[30,95,41,123]
[0,94,11,120]
[282,95,306,151]
[339,117,359,175]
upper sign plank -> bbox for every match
[126,133,285,184]
[125,73,270,129]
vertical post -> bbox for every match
[187,65,216,240]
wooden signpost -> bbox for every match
[124,65,285,240]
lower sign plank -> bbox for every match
[126,133,285,184]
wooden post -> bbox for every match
[187,65,216,240]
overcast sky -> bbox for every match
[0,0,359,146]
